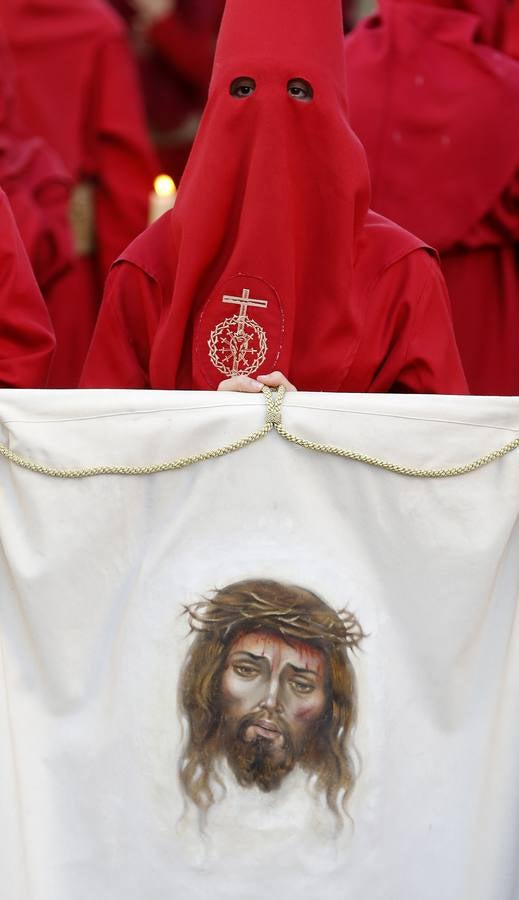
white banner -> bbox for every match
[1,390,518,900]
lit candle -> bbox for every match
[148,174,177,225]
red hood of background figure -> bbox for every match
[346,0,519,250]
[380,0,509,46]
[2,0,122,42]
[0,22,70,187]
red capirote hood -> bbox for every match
[151,0,372,391]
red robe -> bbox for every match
[3,0,159,387]
[81,210,467,394]
[345,0,519,395]
[0,190,55,388]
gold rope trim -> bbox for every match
[275,424,519,478]
[0,386,517,479]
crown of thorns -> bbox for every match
[185,588,364,650]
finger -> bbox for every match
[217,375,264,393]
[256,371,297,392]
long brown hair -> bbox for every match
[179,579,364,820]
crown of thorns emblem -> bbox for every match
[208,289,269,377]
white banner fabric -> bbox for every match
[0,390,518,900]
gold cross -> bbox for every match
[223,289,268,322]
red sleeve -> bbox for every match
[80,259,163,388]
[389,255,469,395]
[350,250,468,395]
[89,33,159,280]
[148,13,216,90]
[0,192,55,388]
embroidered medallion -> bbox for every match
[208,289,268,377]
[194,274,284,388]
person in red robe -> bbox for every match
[81,0,467,395]
[344,0,519,396]
[2,0,159,387]
[1,26,74,317]
[0,190,56,388]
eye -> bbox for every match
[233,663,260,678]
[230,77,256,99]
[289,679,316,695]
[287,78,313,102]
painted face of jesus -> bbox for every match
[220,630,328,791]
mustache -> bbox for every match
[236,711,288,741]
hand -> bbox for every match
[217,371,297,393]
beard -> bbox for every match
[222,712,297,793]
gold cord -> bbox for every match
[0,386,517,480]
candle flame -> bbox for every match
[154,174,177,198]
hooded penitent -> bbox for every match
[2,0,157,234]
[1,0,127,173]
[345,0,519,252]
[82,0,468,394]
[3,0,158,386]
[344,0,519,395]
[149,0,371,391]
